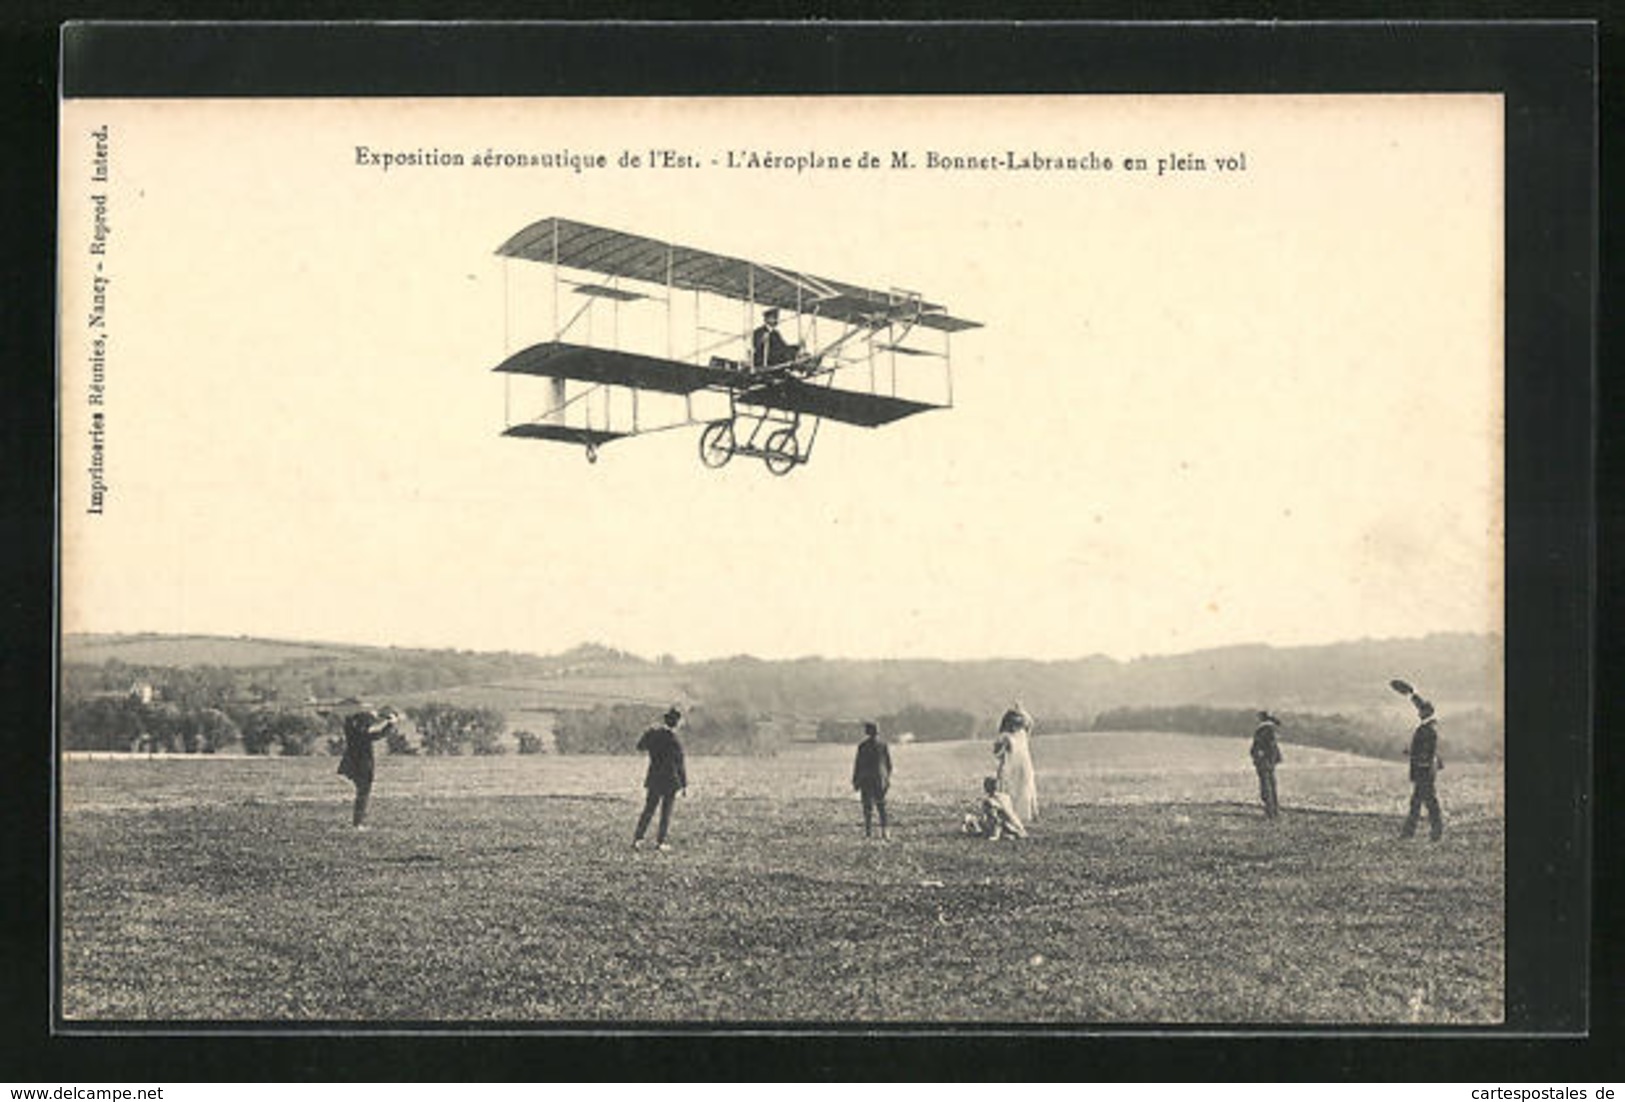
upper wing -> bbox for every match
[496,217,981,333]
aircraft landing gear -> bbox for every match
[696,415,808,475]
[763,428,800,476]
[699,419,735,468]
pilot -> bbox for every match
[751,307,803,370]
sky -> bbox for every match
[59,95,1504,662]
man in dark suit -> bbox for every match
[751,307,803,371]
[1401,699,1445,840]
[851,721,893,840]
[1249,711,1284,820]
[633,706,688,851]
[337,706,399,828]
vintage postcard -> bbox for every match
[58,91,1512,1028]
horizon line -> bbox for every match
[58,627,1502,668]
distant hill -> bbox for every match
[61,630,1498,725]
[685,632,1499,725]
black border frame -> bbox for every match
[4,15,1605,1082]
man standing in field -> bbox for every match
[1400,698,1445,841]
[633,706,687,852]
[1249,711,1284,820]
[851,721,893,840]
[337,706,400,829]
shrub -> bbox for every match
[877,703,977,743]
[553,703,778,756]
[238,709,328,757]
[554,704,656,755]
[407,702,506,756]
[816,718,863,744]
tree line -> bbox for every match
[60,695,513,757]
[60,649,564,712]
[814,704,978,744]
[60,695,773,759]
[63,697,1502,764]
[554,703,771,756]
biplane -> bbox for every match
[488,218,980,474]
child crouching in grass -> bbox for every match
[962,776,1028,840]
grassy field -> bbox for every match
[59,732,1502,1025]
[383,672,687,718]
[60,633,362,667]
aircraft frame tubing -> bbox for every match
[699,391,813,473]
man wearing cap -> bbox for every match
[1249,711,1284,820]
[633,706,688,851]
[751,307,803,372]
[1400,699,1445,841]
[851,721,893,840]
[337,706,400,829]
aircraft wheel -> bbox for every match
[763,428,800,476]
[699,419,735,468]
[584,442,599,464]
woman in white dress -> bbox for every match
[993,701,1038,824]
